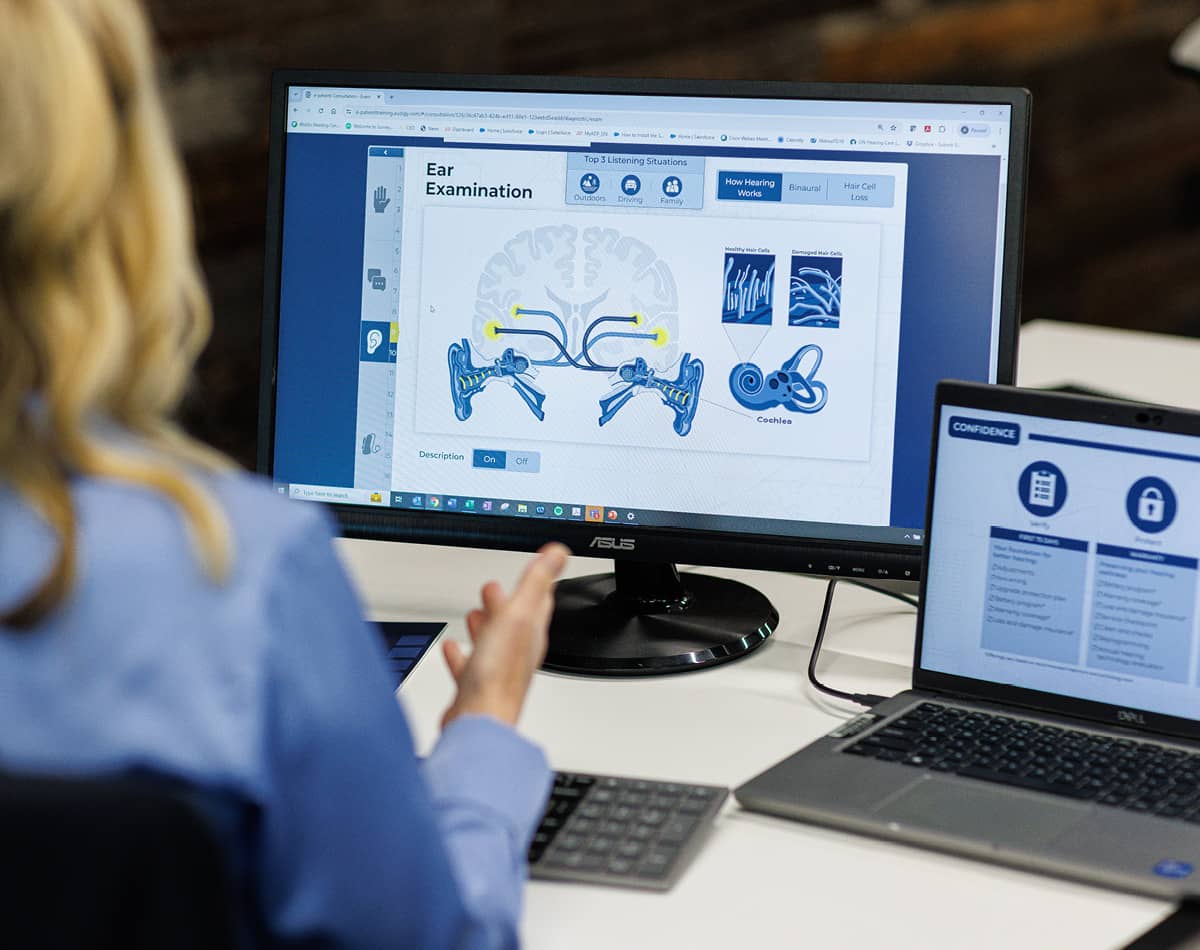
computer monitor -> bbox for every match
[259,72,1029,676]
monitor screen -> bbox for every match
[259,73,1028,673]
[922,398,1200,725]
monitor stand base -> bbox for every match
[542,561,777,677]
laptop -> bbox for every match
[737,380,1200,897]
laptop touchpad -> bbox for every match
[874,777,1088,846]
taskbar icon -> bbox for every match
[390,491,636,524]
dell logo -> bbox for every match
[588,537,636,551]
[1117,710,1146,725]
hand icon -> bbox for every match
[373,185,390,213]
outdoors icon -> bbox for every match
[373,185,390,213]
[579,173,600,194]
[621,174,641,195]
[1018,460,1067,517]
[1126,477,1177,533]
[662,176,682,197]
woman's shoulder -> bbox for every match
[209,471,336,547]
[77,468,336,577]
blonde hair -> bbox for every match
[0,0,231,627]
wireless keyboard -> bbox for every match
[528,771,727,890]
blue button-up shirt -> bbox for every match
[0,470,552,947]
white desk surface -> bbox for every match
[337,320,1200,949]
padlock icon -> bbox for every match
[1138,487,1165,522]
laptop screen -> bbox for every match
[921,402,1200,721]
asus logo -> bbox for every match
[588,537,635,551]
[1117,710,1146,725]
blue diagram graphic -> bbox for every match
[789,255,842,328]
[723,253,774,325]
[447,306,703,436]
[599,354,704,436]
[728,344,827,413]
[448,340,546,421]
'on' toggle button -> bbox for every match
[472,449,541,473]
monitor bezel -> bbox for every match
[916,381,1200,742]
[258,70,1030,580]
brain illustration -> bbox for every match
[472,224,679,367]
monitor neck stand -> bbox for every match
[542,561,777,677]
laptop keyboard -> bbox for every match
[844,702,1200,820]
[528,772,727,890]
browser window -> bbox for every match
[275,85,1013,543]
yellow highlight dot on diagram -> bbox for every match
[652,327,669,347]
[631,312,643,326]
[511,304,522,319]
[485,320,502,340]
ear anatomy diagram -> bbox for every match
[431,217,861,445]
[729,344,827,414]
[447,295,703,437]
[789,255,842,328]
[448,339,547,421]
[599,353,704,436]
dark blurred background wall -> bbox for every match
[148,0,1200,467]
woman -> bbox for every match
[0,0,566,945]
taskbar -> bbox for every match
[282,482,636,525]
[278,482,925,546]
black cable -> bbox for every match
[807,578,910,708]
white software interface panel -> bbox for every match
[355,145,907,527]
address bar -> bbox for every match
[346,107,912,136]
[356,107,602,123]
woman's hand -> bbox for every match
[441,543,570,729]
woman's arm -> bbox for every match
[257,507,559,948]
